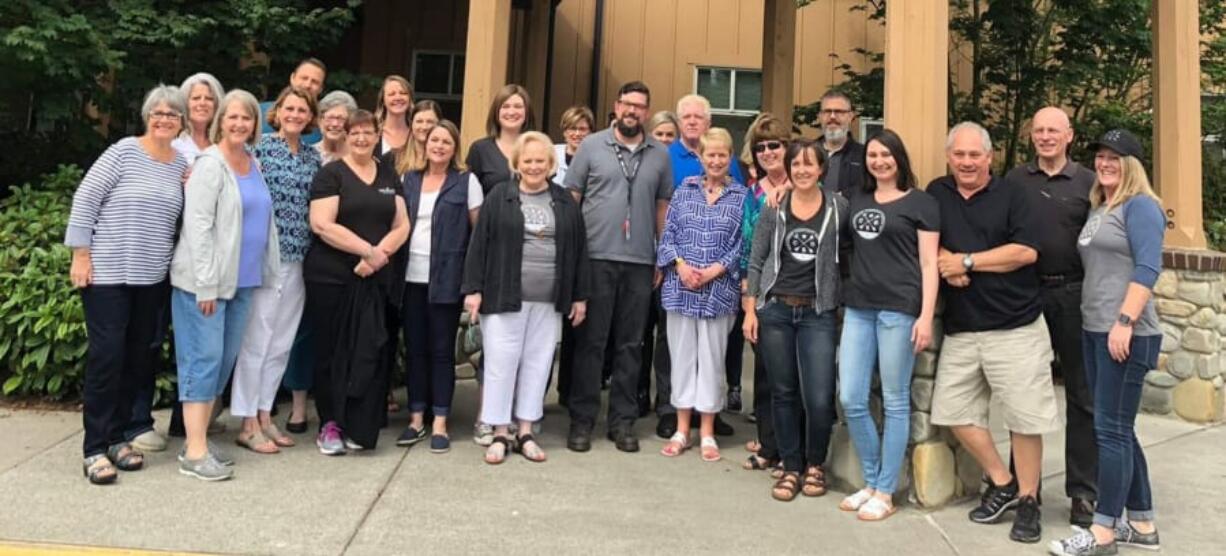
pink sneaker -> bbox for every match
[316,421,346,456]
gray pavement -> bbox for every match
[1,376,1222,555]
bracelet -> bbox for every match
[675,257,685,266]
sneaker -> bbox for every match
[473,422,494,446]
[344,437,365,451]
[1049,526,1117,555]
[316,421,346,456]
[726,386,743,413]
[176,440,234,467]
[969,477,1020,524]
[1010,495,1043,543]
[1070,497,1095,527]
[130,430,167,452]
[396,426,427,447]
[1113,520,1160,550]
[179,454,233,482]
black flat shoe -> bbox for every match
[656,414,678,440]
[567,424,592,452]
[1070,497,1095,527]
[285,418,308,434]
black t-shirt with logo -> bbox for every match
[772,201,830,297]
[304,159,402,285]
[845,188,940,316]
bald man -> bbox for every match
[1004,107,1098,528]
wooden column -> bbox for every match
[522,0,552,135]
[460,0,513,148]
[883,1,948,186]
[761,0,796,125]
[1153,1,1206,249]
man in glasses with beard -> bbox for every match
[563,81,674,453]
[816,90,865,197]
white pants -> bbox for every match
[479,302,560,426]
[230,262,305,417]
[666,312,733,413]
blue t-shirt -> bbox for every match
[260,101,322,146]
[236,166,273,288]
[668,140,745,188]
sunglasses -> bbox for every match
[752,141,784,153]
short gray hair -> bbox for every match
[140,84,188,130]
[676,94,711,119]
[179,72,224,106]
[210,89,262,146]
[946,121,992,152]
[318,90,358,115]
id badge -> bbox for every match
[623,217,631,241]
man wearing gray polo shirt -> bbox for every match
[564,81,673,453]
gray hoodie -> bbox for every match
[745,190,847,313]
[170,146,280,302]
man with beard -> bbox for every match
[1005,107,1098,528]
[563,81,674,452]
[815,90,865,197]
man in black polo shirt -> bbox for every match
[928,122,1061,544]
[1005,107,1098,528]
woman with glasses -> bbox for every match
[67,84,190,485]
[314,91,358,165]
[554,106,595,187]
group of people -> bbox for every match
[66,56,1164,555]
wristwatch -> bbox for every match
[1117,314,1134,327]
[961,253,975,272]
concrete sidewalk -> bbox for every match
[0,379,1222,555]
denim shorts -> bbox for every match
[171,287,255,402]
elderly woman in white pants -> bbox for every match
[461,132,590,465]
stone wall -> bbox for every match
[1143,249,1226,422]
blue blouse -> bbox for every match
[254,134,320,263]
[656,175,747,319]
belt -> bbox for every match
[771,294,815,308]
[1039,273,1083,287]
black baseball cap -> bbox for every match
[1088,129,1145,161]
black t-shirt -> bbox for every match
[465,137,512,194]
[303,159,401,285]
[772,201,830,297]
[927,175,1042,334]
[1003,161,1094,277]
[845,188,940,316]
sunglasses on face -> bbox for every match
[752,141,783,154]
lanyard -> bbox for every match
[612,143,641,241]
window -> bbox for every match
[859,118,884,142]
[695,67,762,153]
[411,51,465,120]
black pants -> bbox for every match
[402,283,461,416]
[80,282,169,457]
[569,260,653,430]
[726,309,745,389]
[126,296,173,440]
[751,343,779,460]
[1045,281,1097,501]
[306,282,346,428]
[643,290,675,417]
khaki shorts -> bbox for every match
[930,315,1062,435]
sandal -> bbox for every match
[660,432,690,457]
[840,488,875,511]
[772,472,801,502]
[236,430,280,454]
[106,442,144,471]
[801,465,827,497]
[745,439,761,453]
[262,424,295,448]
[484,436,511,465]
[857,497,897,521]
[769,464,785,479]
[743,453,777,471]
[700,436,721,462]
[515,434,547,463]
[83,454,117,485]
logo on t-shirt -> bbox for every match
[522,204,551,237]
[1078,213,1102,246]
[378,186,396,195]
[785,228,819,263]
[852,208,886,240]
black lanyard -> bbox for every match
[612,143,642,240]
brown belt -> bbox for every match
[771,294,815,308]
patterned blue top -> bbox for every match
[657,175,746,319]
[254,134,320,263]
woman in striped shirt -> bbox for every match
[66,84,189,485]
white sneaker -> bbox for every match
[473,422,494,446]
[130,430,167,452]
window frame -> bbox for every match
[692,66,763,117]
[410,49,465,101]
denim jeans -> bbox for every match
[1083,331,1160,529]
[402,283,461,417]
[171,287,255,403]
[758,302,838,472]
[838,307,916,495]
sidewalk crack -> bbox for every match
[338,446,412,556]
[923,514,962,556]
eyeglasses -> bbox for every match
[820,109,853,118]
[752,141,784,153]
[149,110,182,121]
[347,130,376,138]
[322,115,348,123]
[617,99,649,111]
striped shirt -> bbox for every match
[65,137,186,285]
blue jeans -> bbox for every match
[838,307,916,495]
[171,287,255,402]
[1083,331,1159,529]
[758,302,838,472]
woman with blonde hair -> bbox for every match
[553,105,595,186]
[173,73,224,164]
[393,99,443,176]
[463,131,589,464]
[1051,130,1165,556]
[374,75,414,156]
[647,111,680,146]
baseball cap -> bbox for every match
[1088,129,1145,161]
